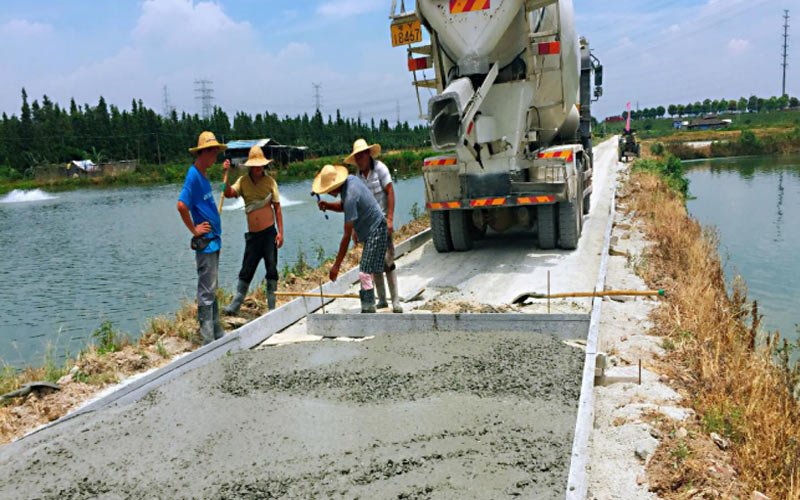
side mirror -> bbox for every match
[594,65,603,87]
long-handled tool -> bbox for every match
[275,291,358,299]
[512,289,665,305]
[218,163,230,214]
[313,193,329,219]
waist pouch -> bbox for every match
[191,235,212,251]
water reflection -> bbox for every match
[686,154,800,344]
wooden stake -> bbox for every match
[638,359,642,385]
[547,271,551,314]
[319,280,326,314]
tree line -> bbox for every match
[0,89,430,177]
[616,94,800,121]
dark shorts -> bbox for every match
[238,225,279,284]
[360,221,389,274]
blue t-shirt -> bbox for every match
[178,165,221,253]
[341,175,385,242]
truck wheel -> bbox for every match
[431,210,453,253]
[448,210,474,251]
[537,204,557,250]
[558,200,581,250]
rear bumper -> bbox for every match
[426,194,558,211]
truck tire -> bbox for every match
[431,210,453,253]
[448,210,474,251]
[558,199,582,250]
[537,204,557,250]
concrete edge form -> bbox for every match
[16,229,432,441]
[307,313,591,341]
[565,175,617,499]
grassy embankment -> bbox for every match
[0,214,430,445]
[0,149,434,195]
[623,154,800,498]
[645,126,800,161]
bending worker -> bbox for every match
[222,145,284,314]
[313,164,387,313]
[345,138,402,313]
[177,131,226,345]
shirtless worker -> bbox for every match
[313,165,387,313]
[345,139,402,313]
[177,131,226,345]
[222,145,284,315]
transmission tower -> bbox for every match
[162,85,174,117]
[312,83,322,112]
[194,79,214,120]
[782,10,790,96]
[396,100,401,125]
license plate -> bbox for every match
[391,20,422,47]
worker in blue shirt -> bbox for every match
[177,131,226,345]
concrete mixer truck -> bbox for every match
[389,0,603,251]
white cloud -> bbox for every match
[317,0,382,19]
[668,24,680,33]
[727,38,750,54]
[0,19,52,38]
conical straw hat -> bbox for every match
[312,165,349,195]
[243,145,273,167]
[344,138,381,165]
[189,131,227,154]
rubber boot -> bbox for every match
[197,304,214,345]
[212,298,224,340]
[359,288,376,314]
[386,270,403,313]
[373,272,389,309]
[224,280,249,315]
[266,279,278,310]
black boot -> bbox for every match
[359,288,376,314]
[212,298,224,340]
[266,279,278,310]
[197,304,214,345]
[224,279,249,315]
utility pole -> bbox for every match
[162,85,174,117]
[194,79,214,120]
[782,10,790,96]
[312,83,322,113]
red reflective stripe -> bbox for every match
[467,121,474,135]
[407,57,432,71]
[538,41,561,55]
[424,157,457,166]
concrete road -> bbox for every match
[266,136,620,346]
[0,138,620,500]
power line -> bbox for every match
[782,9,790,96]
[312,82,322,113]
[194,79,214,120]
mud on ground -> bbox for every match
[0,330,583,499]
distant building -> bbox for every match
[687,115,732,131]
[673,120,683,130]
[605,116,625,123]
[225,138,309,167]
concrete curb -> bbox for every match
[565,168,617,499]
[17,228,432,441]
[307,313,590,341]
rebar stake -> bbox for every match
[547,271,551,314]
[319,280,326,314]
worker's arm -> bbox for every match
[177,200,210,236]
[222,160,238,198]
[273,202,284,248]
[318,200,344,213]
[329,222,354,282]
[384,182,395,235]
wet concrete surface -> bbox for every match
[0,330,583,499]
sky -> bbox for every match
[0,0,796,124]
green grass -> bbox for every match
[600,109,800,140]
[633,155,690,198]
[0,148,435,195]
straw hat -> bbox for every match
[189,131,227,154]
[312,165,349,195]
[344,138,381,165]
[243,145,273,167]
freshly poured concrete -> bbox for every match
[0,330,583,499]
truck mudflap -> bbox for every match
[426,195,556,211]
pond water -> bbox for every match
[0,175,425,367]
[685,154,800,345]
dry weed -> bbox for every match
[628,171,800,499]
